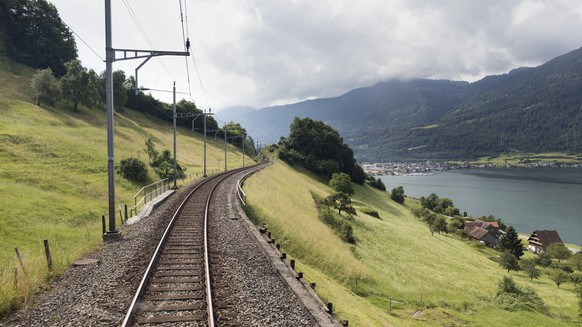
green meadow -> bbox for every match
[470,152,582,167]
[243,161,581,326]
[0,57,249,316]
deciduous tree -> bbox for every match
[522,259,541,281]
[329,172,354,196]
[324,192,355,216]
[547,243,571,263]
[31,68,61,106]
[571,252,582,271]
[4,0,77,76]
[548,269,569,288]
[536,252,552,269]
[499,252,520,273]
[570,273,582,287]
[61,60,89,111]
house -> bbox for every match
[527,230,563,253]
[464,220,501,247]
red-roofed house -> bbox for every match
[527,230,563,253]
[464,220,501,247]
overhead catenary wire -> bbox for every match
[141,88,190,95]
[176,0,212,110]
[121,0,173,80]
[61,21,104,62]
[178,0,194,101]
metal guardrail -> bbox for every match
[236,161,272,206]
[236,179,247,206]
[131,178,170,216]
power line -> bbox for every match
[178,0,193,101]
[62,21,104,61]
[141,87,190,95]
[178,0,211,110]
[121,0,173,79]
[190,53,211,110]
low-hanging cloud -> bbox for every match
[50,0,582,110]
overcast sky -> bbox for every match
[49,0,582,112]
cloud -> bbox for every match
[50,0,582,110]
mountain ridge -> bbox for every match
[234,47,582,161]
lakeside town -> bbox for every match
[363,159,582,176]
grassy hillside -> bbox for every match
[243,161,580,326]
[0,57,250,316]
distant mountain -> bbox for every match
[215,106,256,124]
[236,47,582,162]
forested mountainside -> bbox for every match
[234,48,582,161]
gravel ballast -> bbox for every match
[1,167,337,326]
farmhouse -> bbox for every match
[464,220,501,247]
[527,230,563,253]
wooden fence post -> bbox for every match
[43,240,53,271]
[14,247,26,276]
[13,267,18,289]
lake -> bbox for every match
[379,168,582,245]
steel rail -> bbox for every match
[121,168,243,326]
[203,174,219,327]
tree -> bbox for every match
[144,134,159,165]
[112,70,128,109]
[521,259,541,281]
[570,273,582,287]
[31,68,61,106]
[536,252,552,269]
[329,173,354,196]
[324,192,355,216]
[390,186,405,204]
[368,176,386,191]
[548,269,569,288]
[571,252,582,271]
[547,243,571,263]
[83,69,101,108]
[497,226,524,259]
[4,0,77,76]
[430,216,448,235]
[61,60,89,111]
[420,193,440,210]
[499,252,520,273]
[283,117,361,182]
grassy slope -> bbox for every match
[244,161,580,326]
[0,57,250,315]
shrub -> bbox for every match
[549,262,574,273]
[118,157,148,182]
[368,176,386,191]
[313,192,356,244]
[495,276,547,313]
[361,208,380,219]
[390,186,405,204]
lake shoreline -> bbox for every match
[380,167,582,245]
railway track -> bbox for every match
[121,166,256,326]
